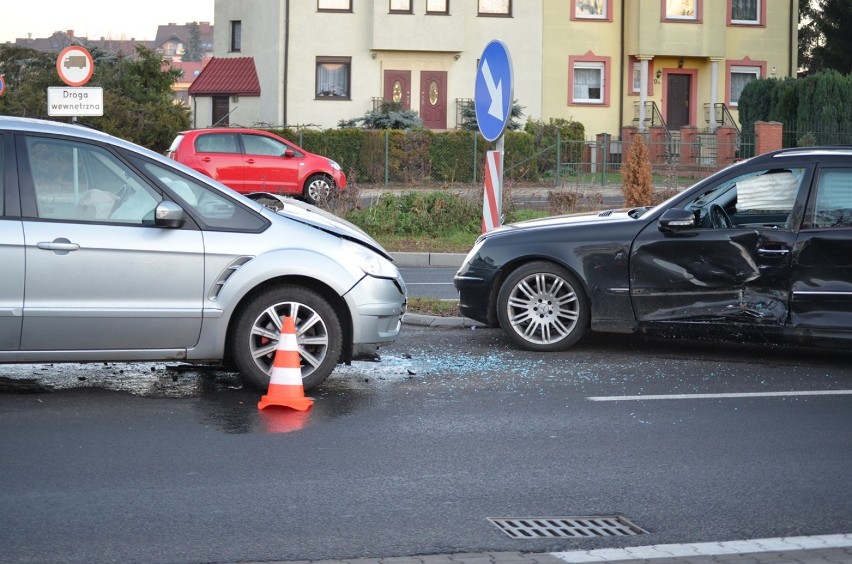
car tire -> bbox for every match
[230,285,343,391]
[303,174,334,205]
[496,261,590,352]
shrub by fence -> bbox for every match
[267,122,756,189]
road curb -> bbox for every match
[402,312,485,328]
[392,252,466,268]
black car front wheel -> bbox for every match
[496,261,590,351]
[230,285,343,391]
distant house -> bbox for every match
[10,29,151,56]
[188,57,261,127]
[9,22,214,108]
[168,58,211,107]
[153,21,214,62]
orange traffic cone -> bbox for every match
[258,316,314,411]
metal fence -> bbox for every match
[284,128,754,189]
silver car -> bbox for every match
[0,117,407,390]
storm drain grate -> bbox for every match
[488,516,647,539]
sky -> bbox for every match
[3,1,214,43]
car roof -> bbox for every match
[768,146,852,158]
[179,128,276,135]
[0,115,176,158]
[0,115,115,141]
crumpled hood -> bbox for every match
[248,193,391,260]
[494,207,642,232]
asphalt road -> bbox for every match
[399,266,459,299]
[1,323,850,564]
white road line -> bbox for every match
[587,390,852,401]
[550,533,852,562]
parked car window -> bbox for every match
[241,134,288,157]
[25,136,161,224]
[810,169,852,228]
[133,158,269,232]
[683,167,806,229]
[195,133,239,154]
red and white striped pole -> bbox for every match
[482,149,502,233]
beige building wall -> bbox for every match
[208,0,542,131]
[211,0,285,128]
[542,0,624,137]
[204,1,796,137]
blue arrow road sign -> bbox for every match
[475,40,513,142]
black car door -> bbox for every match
[629,163,813,327]
[790,165,852,336]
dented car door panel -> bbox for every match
[630,227,797,324]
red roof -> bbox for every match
[188,57,260,96]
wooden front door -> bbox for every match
[383,70,411,109]
[212,96,230,127]
[420,70,447,130]
[666,74,691,130]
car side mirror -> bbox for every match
[658,208,696,233]
[283,149,295,158]
[154,201,186,228]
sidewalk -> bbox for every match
[257,534,852,564]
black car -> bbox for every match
[454,147,852,351]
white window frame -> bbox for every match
[731,0,760,24]
[574,0,607,19]
[631,61,642,93]
[318,0,352,11]
[390,0,412,13]
[316,57,351,99]
[729,65,760,107]
[665,0,696,20]
[572,62,605,104]
[478,0,510,15]
[426,0,449,14]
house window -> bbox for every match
[730,0,761,25]
[478,0,510,16]
[390,0,412,13]
[427,0,449,14]
[229,21,241,52]
[573,0,611,20]
[664,0,698,20]
[729,65,761,106]
[570,57,609,105]
[316,57,351,99]
[318,0,352,11]
[629,57,654,96]
[632,61,641,93]
[574,64,603,103]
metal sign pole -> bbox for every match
[474,39,513,233]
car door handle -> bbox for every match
[37,240,80,252]
[757,247,790,257]
[245,158,255,164]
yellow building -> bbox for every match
[197,0,797,139]
[544,0,798,136]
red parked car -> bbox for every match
[167,128,346,204]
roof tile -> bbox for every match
[188,57,261,96]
